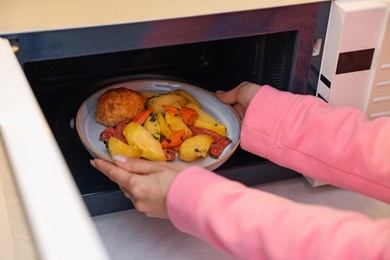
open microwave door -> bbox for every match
[0,38,109,260]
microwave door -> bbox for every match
[0,38,109,260]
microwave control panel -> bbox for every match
[317,0,390,119]
[365,6,390,119]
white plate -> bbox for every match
[76,79,241,170]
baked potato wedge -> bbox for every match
[107,137,142,158]
[146,94,188,115]
[185,103,227,136]
[142,92,162,99]
[143,113,161,140]
[171,89,200,107]
[123,122,166,162]
[165,112,193,138]
[157,112,172,137]
[178,135,214,162]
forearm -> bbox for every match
[241,86,390,202]
[167,167,390,260]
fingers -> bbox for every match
[236,82,261,108]
[112,154,187,175]
[216,81,255,104]
[216,84,242,104]
[233,103,246,119]
[215,81,252,104]
[91,158,135,189]
[91,157,175,219]
[111,155,166,175]
[216,81,261,108]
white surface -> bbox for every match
[330,71,371,109]
[317,0,388,110]
[337,0,386,52]
[76,79,241,170]
[93,177,390,260]
[0,38,109,260]
[364,0,390,117]
[0,0,330,34]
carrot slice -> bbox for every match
[131,109,152,125]
[163,105,181,116]
[181,107,199,125]
[161,129,186,149]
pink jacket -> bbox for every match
[166,85,390,259]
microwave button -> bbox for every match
[373,96,390,103]
[369,110,390,118]
[381,64,390,69]
[377,80,390,87]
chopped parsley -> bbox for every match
[149,113,157,122]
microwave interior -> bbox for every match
[13,3,330,216]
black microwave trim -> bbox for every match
[3,2,331,94]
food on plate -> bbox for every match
[141,92,161,99]
[209,136,232,159]
[180,107,198,125]
[123,122,166,162]
[157,112,172,137]
[185,102,227,136]
[161,129,186,149]
[99,121,127,143]
[97,87,231,162]
[130,109,152,125]
[107,136,142,159]
[146,94,187,115]
[164,111,193,138]
[178,135,214,162]
[189,125,232,159]
[96,87,146,127]
[143,113,161,140]
[171,89,201,107]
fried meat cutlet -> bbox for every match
[96,87,146,127]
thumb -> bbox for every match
[216,88,240,105]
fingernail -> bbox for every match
[90,159,96,168]
[216,90,225,94]
[112,154,128,163]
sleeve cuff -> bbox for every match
[240,85,303,161]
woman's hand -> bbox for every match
[90,155,187,219]
[216,81,261,119]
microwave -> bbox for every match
[1,0,389,259]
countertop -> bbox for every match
[93,176,390,260]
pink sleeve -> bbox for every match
[241,85,390,202]
[166,86,390,259]
[167,167,390,259]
